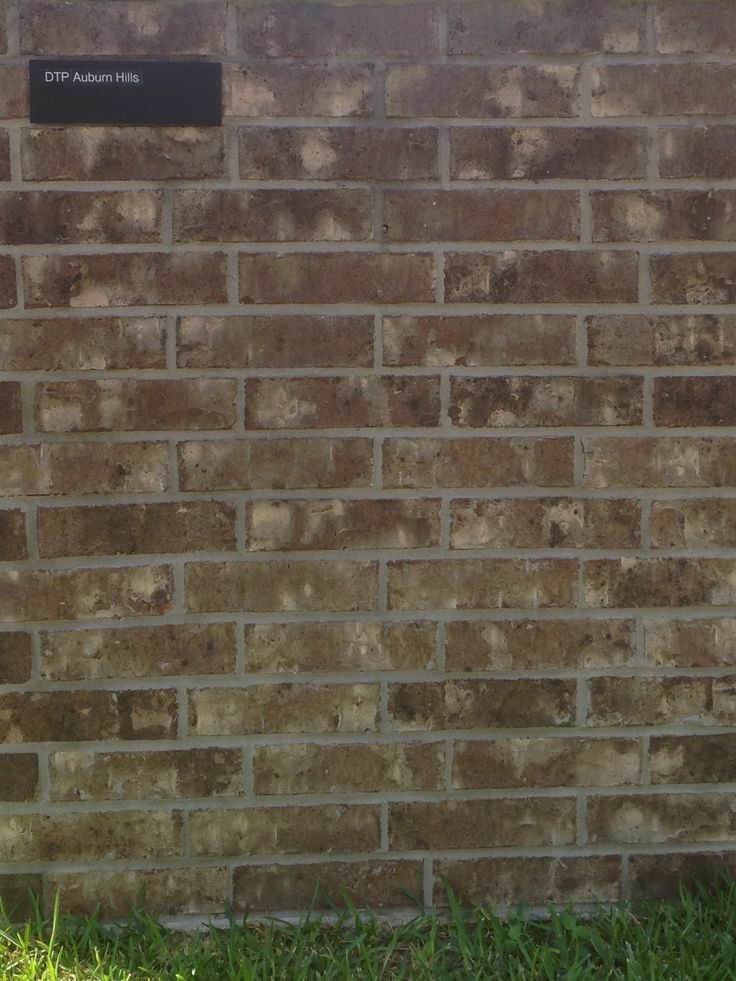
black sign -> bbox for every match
[29,60,222,126]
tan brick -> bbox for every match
[0,66,28,119]
[390,798,575,850]
[659,127,736,179]
[0,191,161,245]
[174,190,371,243]
[386,64,578,118]
[0,382,22,434]
[0,754,39,802]
[239,127,438,181]
[233,861,422,912]
[0,132,9,182]
[178,316,373,370]
[225,64,373,117]
[584,558,736,609]
[0,633,32,684]
[588,676,736,727]
[245,621,436,673]
[653,253,736,304]
[583,438,736,488]
[445,619,635,672]
[240,253,434,305]
[253,742,443,794]
[593,191,736,243]
[629,853,736,902]
[0,317,165,370]
[248,499,441,551]
[49,749,242,801]
[645,618,736,669]
[36,380,236,432]
[38,502,236,558]
[651,735,736,785]
[178,438,373,491]
[0,566,173,623]
[0,875,42,922]
[246,377,439,430]
[588,794,736,845]
[189,683,379,736]
[656,1,736,54]
[389,558,577,610]
[191,804,380,856]
[451,498,640,549]
[587,315,736,366]
[0,510,27,561]
[445,252,639,304]
[41,623,236,681]
[384,437,574,489]
[593,64,736,117]
[0,255,16,308]
[451,128,646,180]
[24,253,227,308]
[389,679,574,731]
[651,500,736,548]
[655,377,736,426]
[237,2,438,58]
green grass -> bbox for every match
[2,879,736,980]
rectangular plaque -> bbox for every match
[29,60,222,126]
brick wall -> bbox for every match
[2,0,736,919]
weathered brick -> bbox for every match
[0,875,42,921]
[450,377,642,427]
[189,684,379,736]
[0,754,39,802]
[239,127,438,181]
[190,805,380,856]
[246,377,439,429]
[185,560,377,613]
[0,66,28,118]
[645,618,736,669]
[659,127,736,179]
[248,499,441,551]
[41,623,236,681]
[0,633,32,684]
[651,735,736,785]
[655,377,736,426]
[0,566,173,622]
[0,131,9,182]
[49,749,242,801]
[178,438,373,491]
[445,619,635,672]
[253,742,444,794]
[178,316,373,369]
[593,191,736,243]
[0,317,165,370]
[237,3,438,58]
[0,255,16,308]
[629,853,736,902]
[451,498,640,549]
[0,6,7,55]
[225,64,373,117]
[0,191,161,244]
[656,1,736,54]
[653,253,736,305]
[0,382,22,434]
[651,500,736,549]
[240,253,434,305]
[49,869,229,918]
[245,621,436,673]
[386,65,578,118]
[388,679,575,731]
[36,380,236,432]
[0,510,26,562]
[584,559,736,609]
[588,677,736,727]
[593,64,736,117]
[451,127,646,180]
[588,794,736,845]
[583,437,736,489]
[587,315,736,366]
[445,252,639,304]
[384,437,574,489]
[22,128,225,181]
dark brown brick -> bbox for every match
[656,1,736,54]
[0,317,165,370]
[0,66,28,119]
[0,875,42,921]
[225,64,373,117]
[0,191,161,244]
[587,315,736,366]
[655,377,736,426]
[583,437,736,489]
[651,734,736,785]
[588,794,736,845]
[584,558,736,609]
[0,755,39,802]
[630,853,736,902]
[0,131,9,181]
[593,64,736,117]
[651,500,736,548]
[659,127,736,179]
[0,633,32,684]
[0,383,22,435]
[0,255,16,308]
[646,618,736,669]
[0,510,27,561]
[593,191,736,243]
[588,677,733,727]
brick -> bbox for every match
[237,3,437,58]
[245,621,436,673]
[233,861,422,912]
[593,64,736,117]
[386,64,579,118]
[246,377,439,430]
[239,127,438,181]
[0,191,161,245]
[651,500,736,548]
[49,749,242,802]
[659,127,736,179]
[0,633,32,684]
[584,559,736,609]
[247,499,441,551]
[36,380,236,432]
[453,738,640,790]
[0,317,166,370]
[445,252,638,304]
[388,679,575,730]
[0,255,16,308]
[0,811,182,862]
[451,127,646,180]
[656,1,736,54]
[253,742,444,794]
[190,805,380,857]
[0,441,169,496]
[645,618,736,669]
[178,438,373,491]
[20,1,226,54]
[384,437,574,489]
[448,0,645,54]
[629,853,736,902]
[0,131,9,181]
[22,128,225,181]
[0,510,27,560]
[450,377,642,427]
[41,623,236,681]
[0,875,42,921]
[0,689,176,742]
[173,190,371,243]
[23,253,227,308]
[189,684,379,736]
[185,560,377,613]
[38,502,236,558]
[390,798,575,850]
[225,64,373,118]
[582,437,736,489]
[0,566,173,622]
[0,3,6,53]
[651,735,736,785]
[384,315,576,367]
[588,677,736,727]
[451,498,640,549]
[0,66,28,118]
[593,191,736,243]
[654,377,736,426]
[0,382,22,434]
[587,315,736,367]
[0,754,39,802]
[178,316,373,369]
[445,619,635,672]
[588,794,736,845]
